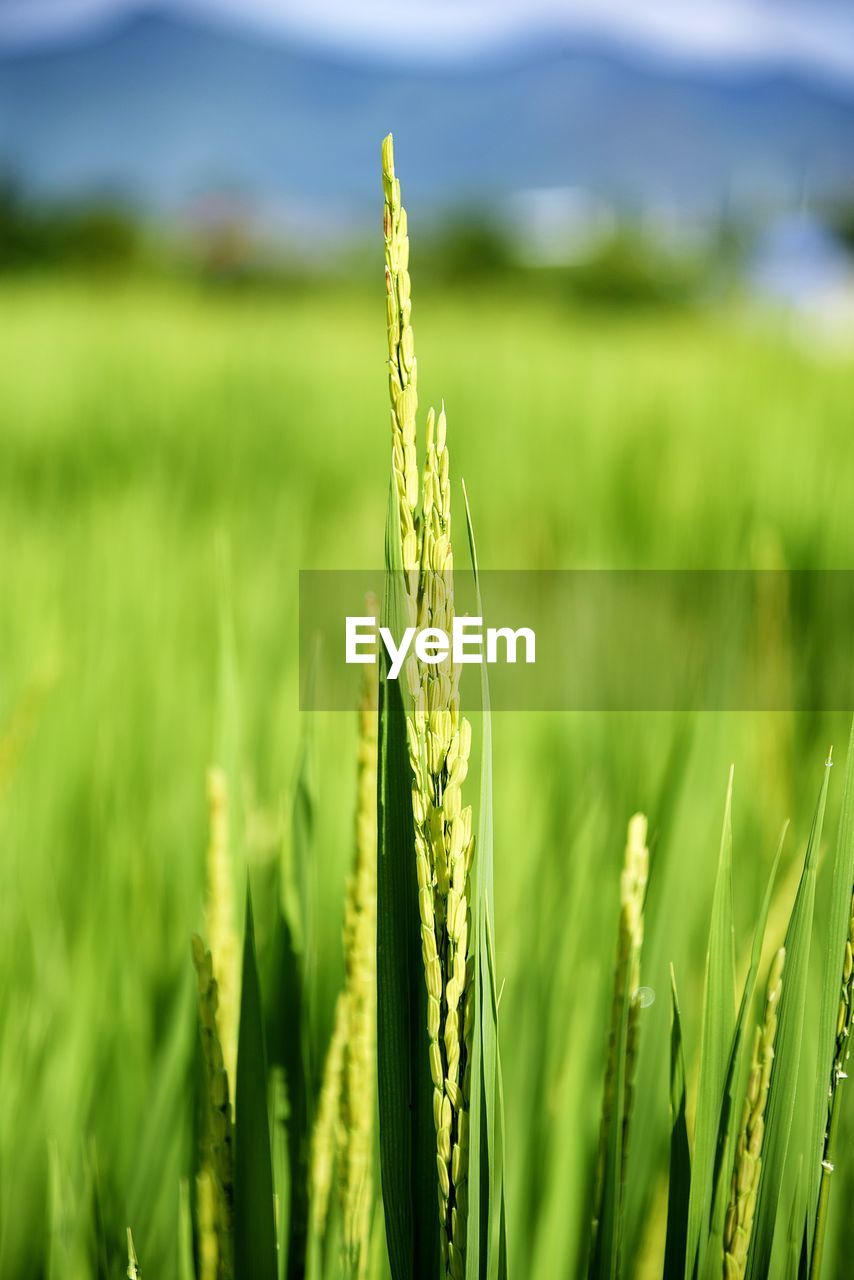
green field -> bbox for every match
[1,278,853,1278]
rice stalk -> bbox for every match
[310,991,348,1240]
[191,933,235,1280]
[178,1178,196,1280]
[306,608,378,1274]
[338,637,379,1278]
[723,946,785,1279]
[126,1228,140,1280]
[382,132,419,582]
[809,888,854,1278]
[205,766,239,1096]
[590,812,649,1272]
[197,1167,218,1280]
[383,132,475,1280]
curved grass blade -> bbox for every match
[623,719,696,1266]
[685,768,736,1279]
[215,538,245,896]
[266,702,317,1280]
[267,896,310,1280]
[664,966,690,1280]
[291,667,317,1000]
[270,1068,290,1280]
[234,888,277,1280]
[787,1156,805,1279]
[127,972,196,1242]
[702,826,786,1279]
[746,754,832,1280]
[806,718,854,1272]
[463,480,508,1280]
[589,953,631,1280]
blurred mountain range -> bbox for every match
[1,9,853,240]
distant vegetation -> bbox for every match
[2,256,854,1280]
[1,177,852,311]
[0,179,142,272]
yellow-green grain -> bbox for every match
[126,1228,140,1280]
[723,946,785,1278]
[809,888,854,1278]
[591,813,649,1260]
[205,766,239,1096]
[310,990,348,1239]
[339,637,380,1277]
[382,133,475,1280]
[191,933,235,1280]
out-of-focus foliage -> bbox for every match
[1,277,853,1278]
[0,180,141,271]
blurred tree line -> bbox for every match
[0,179,141,271]
[415,212,725,307]
[2,173,851,309]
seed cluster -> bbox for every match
[813,888,854,1220]
[340,649,379,1277]
[591,814,649,1261]
[310,990,348,1240]
[383,133,475,1280]
[382,133,419,582]
[191,933,235,1280]
[829,891,853,1103]
[723,946,785,1279]
[126,1229,140,1280]
[307,643,378,1275]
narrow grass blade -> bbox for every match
[270,1068,290,1280]
[589,949,631,1280]
[234,888,278,1280]
[664,966,690,1280]
[376,478,439,1280]
[623,719,695,1265]
[685,768,736,1278]
[787,1157,805,1279]
[703,826,786,1276]
[268,895,311,1280]
[266,719,317,1280]
[291,665,318,1065]
[747,754,832,1279]
[806,719,854,1269]
[484,897,510,1280]
[127,971,196,1239]
[463,480,507,1280]
[215,537,245,883]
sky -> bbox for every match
[2,0,854,82]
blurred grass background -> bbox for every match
[1,270,853,1275]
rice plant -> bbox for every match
[377,132,506,1280]
[3,135,854,1280]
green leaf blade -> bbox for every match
[463,481,507,1280]
[664,966,690,1280]
[376,479,439,1280]
[234,888,278,1280]
[747,755,832,1280]
[685,768,737,1279]
[806,721,854,1264]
